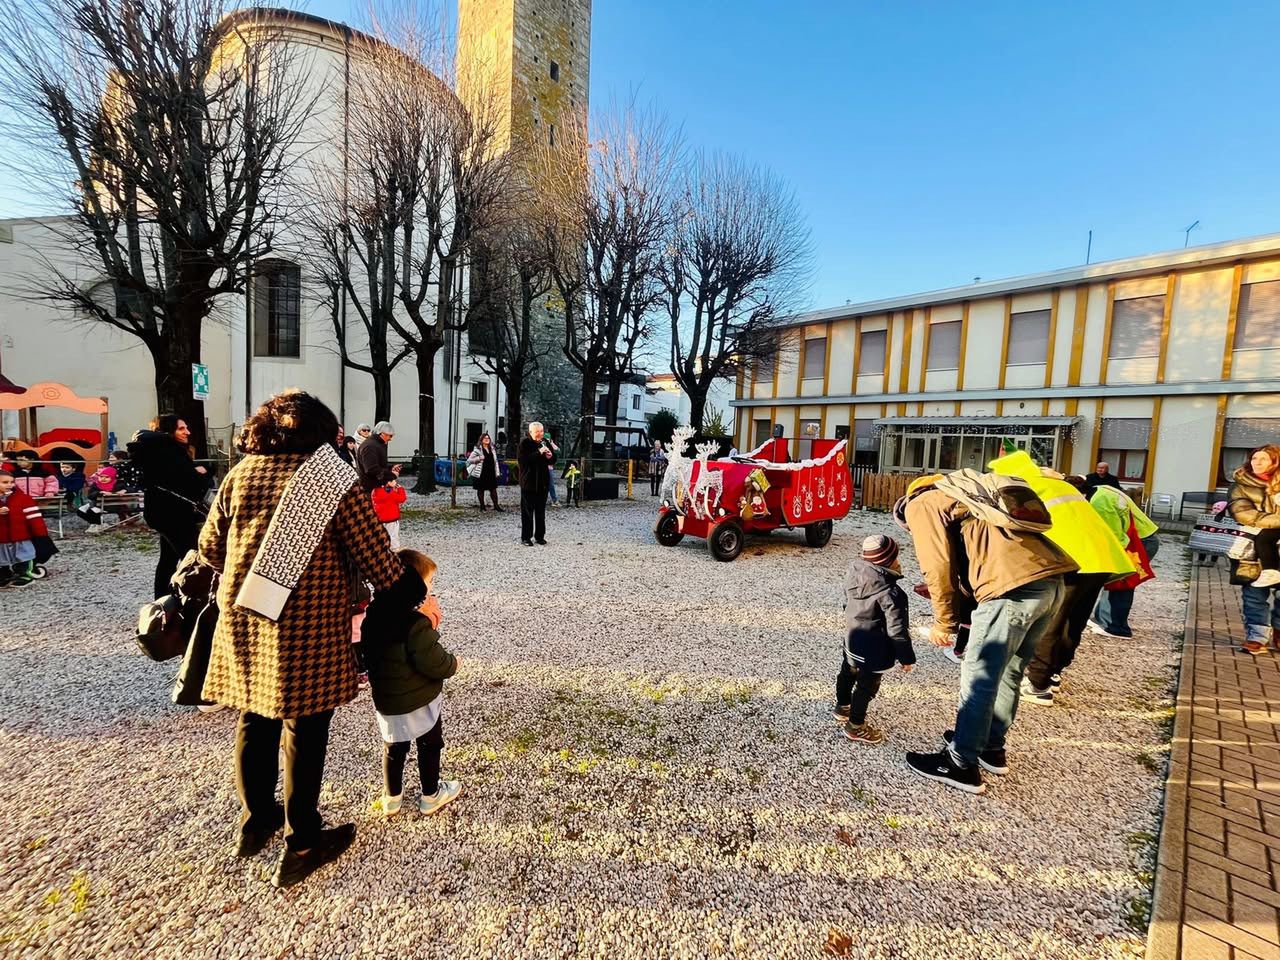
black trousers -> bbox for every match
[154,524,199,598]
[383,717,444,797]
[1024,572,1110,689]
[520,489,547,541]
[1257,528,1280,570]
[475,485,499,509]
[650,469,661,496]
[235,709,334,851]
[835,658,884,725]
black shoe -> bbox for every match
[832,704,851,722]
[942,730,1008,776]
[270,823,356,889]
[905,747,986,795]
[493,506,504,512]
[235,804,285,858]
[535,538,547,545]
[521,539,534,547]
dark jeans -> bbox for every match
[383,717,444,797]
[650,469,661,496]
[1257,528,1280,571]
[154,524,198,598]
[520,489,547,541]
[835,657,884,725]
[475,486,499,509]
[565,485,580,507]
[1025,572,1110,689]
[235,709,335,851]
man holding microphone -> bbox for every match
[517,421,556,546]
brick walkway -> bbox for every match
[1149,562,1280,960]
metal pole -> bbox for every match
[1085,230,1092,265]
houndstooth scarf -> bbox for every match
[236,443,357,621]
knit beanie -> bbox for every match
[861,534,899,569]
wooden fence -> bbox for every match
[859,472,916,511]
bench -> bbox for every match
[83,491,145,533]
[32,496,66,539]
[1180,490,1226,521]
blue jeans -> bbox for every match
[1242,584,1280,644]
[1092,534,1161,638]
[951,577,1065,767]
[547,467,558,503]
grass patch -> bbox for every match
[883,814,903,830]
[849,785,877,807]
[719,681,754,706]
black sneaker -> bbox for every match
[521,539,534,547]
[1049,673,1062,690]
[905,747,986,795]
[942,730,1008,776]
[271,823,356,889]
[235,804,285,858]
[535,538,548,545]
[832,704,851,722]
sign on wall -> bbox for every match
[191,363,210,401]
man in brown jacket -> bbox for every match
[901,482,1076,795]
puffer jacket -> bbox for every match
[989,451,1134,578]
[904,486,1077,633]
[371,483,406,523]
[359,602,458,717]
[5,465,59,498]
[1229,468,1280,529]
[0,487,49,543]
[843,559,915,673]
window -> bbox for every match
[1098,417,1153,483]
[631,394,641,410]
[858,329,886,375]
[1235,280,1280,352]
[926,320,961,371]
[802,336,827,380]
[1006,309,1051,366]
[1219,418,1280,484]
[470,381,488,403]
[854,420,878,452]
[253,260,300,358]
[550,60,560,82]
[753,419,771,447]
[1108,295,1164,360]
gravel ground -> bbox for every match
[0,487,1184,959]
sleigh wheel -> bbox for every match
[804,520,833,548]
[653,510,684,547]
[708,519,745,562]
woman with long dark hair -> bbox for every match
[127,415,210,597]
[466,432,502,511]
[198,390,418,888]
[1230,445,1280,655]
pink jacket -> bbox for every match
[14,474,59,497]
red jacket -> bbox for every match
[371,483,406,523]
[0,488,49,543]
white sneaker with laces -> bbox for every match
[1020,677,1054,706]
[419,780,463,816]
[1087,619,1123,640]
[382,794,403,817]
[942,646,964,665]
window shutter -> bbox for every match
[858,330,886,374]
[1006,310,1051,365]
[1223,418,1280,448]
[802,337,827,380]
[1235,281,1280,351]
[1108,296,1163,359]
[1098,418,1152,451]
[926,321,961,370]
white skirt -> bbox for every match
[376,694,441,744]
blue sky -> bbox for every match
[3,0,1276,311]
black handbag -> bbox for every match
[172,597,218,707]
[135,594,187,661]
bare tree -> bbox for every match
[536,108,681,463]
[660,153,813,431]
[313,270,412,422]
[0,0,313,455]
[470,219,554,457]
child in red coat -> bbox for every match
[0,471,53,587]
[371,479,407,550]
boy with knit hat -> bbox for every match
[835,533,916,744]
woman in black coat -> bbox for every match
[466,433,502,512]
[128,415,210,597]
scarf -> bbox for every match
[236,444,357,621]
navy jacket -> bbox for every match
[843,559,915,673]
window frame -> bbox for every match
[1107,295,1165,361]
[802,336,827,380]
[252,259,302,359]
[925,320,962,371]
[470,381,488,403]
[1006,309,1052,367]
[857,328,887,375]
[1234,280,1280,352]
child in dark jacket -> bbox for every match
[835,534,915,745]
[359,549,462,817]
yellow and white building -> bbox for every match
[732,233,1280,501]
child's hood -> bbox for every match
[843,558,901,600]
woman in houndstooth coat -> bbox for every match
[198,390,417,888]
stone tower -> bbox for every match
[457,0,591,162]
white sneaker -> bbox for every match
[942,646,964,665]
[196,703,227,713]
[419,781,463,816]
[1087,619,1124,640]
[382,794,403,817]
[1020,677,1054,706]
[1252,570,1280,588]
